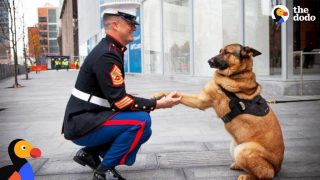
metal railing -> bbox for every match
[293,50,320,95]
[0,64,26,80]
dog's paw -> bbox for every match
[151,92,167,100]
[230,162,242,170]
[238,174,257,180]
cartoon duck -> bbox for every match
[0,139,41,180]
[274,7,288,23]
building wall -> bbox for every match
[38,8,48,56]
[77,0,101,57]
[60,0,75,57]
[141,0,283,78]
[77,0,139,57]
[38,7,60,56]
[0,1,10,63]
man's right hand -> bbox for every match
[155,91,181,109]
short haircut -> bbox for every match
[103,13,120,29]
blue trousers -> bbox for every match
[72,111,152,167]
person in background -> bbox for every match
[75,59,80,69]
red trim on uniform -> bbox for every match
[106,34,125,48]
[102,120,146,165]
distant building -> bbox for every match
[0,1,10,64]
[37,5,60,56]
[59,0,79,58]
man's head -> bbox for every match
[103,11,139,45]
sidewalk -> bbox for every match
[0,70,320,180]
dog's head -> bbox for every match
[208,44,261,76]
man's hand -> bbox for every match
[155,91,181,109]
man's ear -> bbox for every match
[110,20,119,30]
[240,46,262,57]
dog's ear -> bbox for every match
[240,46,262,57]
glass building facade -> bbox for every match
[141,0,320,81]
[38,7,60,56]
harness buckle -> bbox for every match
[239,101,246,111]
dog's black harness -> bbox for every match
[219,86,270,123]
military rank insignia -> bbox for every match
[115,95,134,109]
[110,65,124,86]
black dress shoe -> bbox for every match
[93,167,126,180]
[73,148,101,170]
[93,171,106,180]
[108,167,126,180]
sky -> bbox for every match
[21,0,60,27]
[14,0,60,57]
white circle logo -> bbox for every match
[271,5,290,24]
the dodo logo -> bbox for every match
[0,139,41,180]
[271,5,289,24]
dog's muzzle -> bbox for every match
[208,57,229,70]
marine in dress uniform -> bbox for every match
[62,10,181,180]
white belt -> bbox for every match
[71,88,111,108]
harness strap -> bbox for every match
[219,86,269,123]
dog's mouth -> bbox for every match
[208,57,229,70]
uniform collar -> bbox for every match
[106,34,127,52]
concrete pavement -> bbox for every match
[1,70,320,179]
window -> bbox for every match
[291,0,320,76]
[38,17,47,22]
[142,0,162,74]
[48,31,58,38]
[39,24,47,30]
[163,0,190,74]
[48,9,56,23]
[40,32,47,38]
[40,40,48,45]
[49,46,59,54]
[48,25,57,31]
[49,40,58,47]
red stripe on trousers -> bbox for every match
[102,120,146,165]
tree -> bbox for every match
[22,14,29,79]
[28,26,42,73]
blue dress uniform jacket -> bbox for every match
[62,35,156,140]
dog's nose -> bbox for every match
[208,58,213,63]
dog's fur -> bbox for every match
[153,44,284,180]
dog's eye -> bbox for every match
[224,51,230,55]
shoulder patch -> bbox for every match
[109,65,124,86]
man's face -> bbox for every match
[116,18,136,45]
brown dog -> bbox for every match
[153,44,284,180]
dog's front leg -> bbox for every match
[178,92,212,110]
